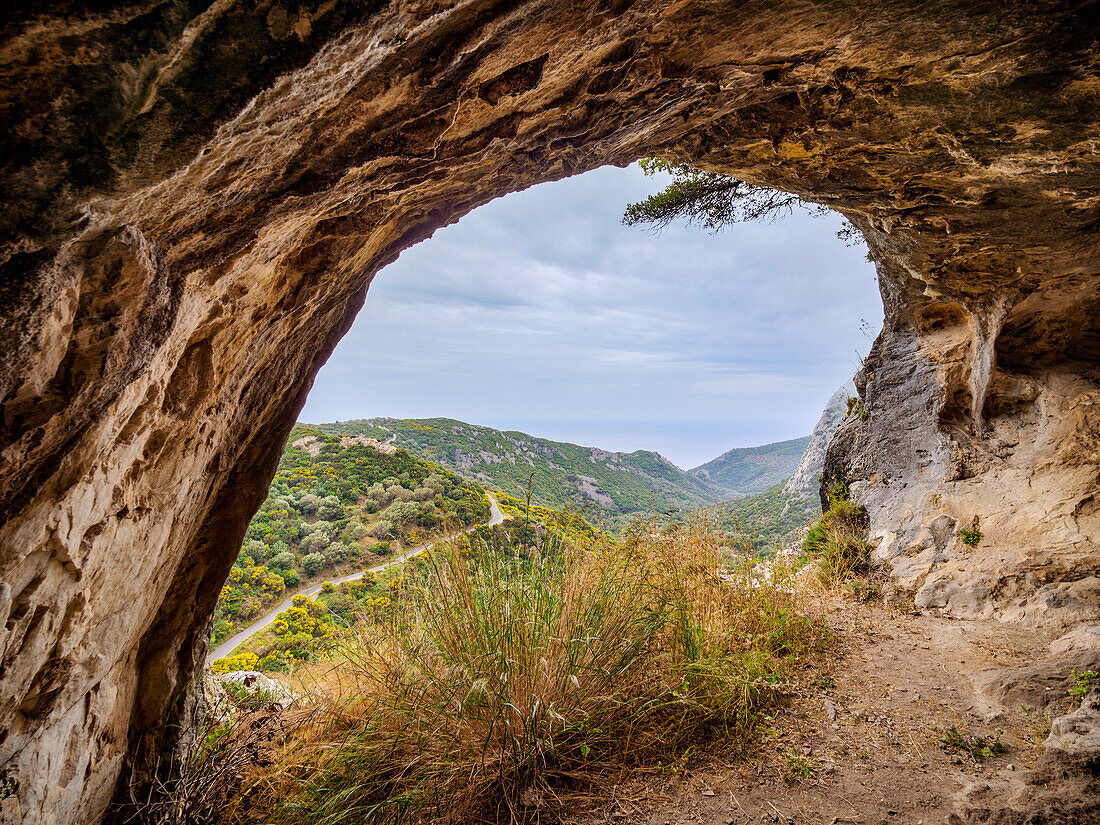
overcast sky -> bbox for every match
[300,164,883,469]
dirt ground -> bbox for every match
[571,596,1098,825]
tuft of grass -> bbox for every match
[844,396,870,422]
[940,726,1005,760]
[802,485,870,585]
[1025,708,1054,748]
[782,748,820,780]
[208,514,823,824]
[842,579,880,603]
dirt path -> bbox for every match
[575,598,1094,825]
[208,492,505,662]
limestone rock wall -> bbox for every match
[1,2,1097,822]
[824,226,1100,632]
[784,379,856,502]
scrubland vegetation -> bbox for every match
[719,479,817,552]
[170,506,867,825]
[210,427,488,648]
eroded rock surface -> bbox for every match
[783,379,855,501]
[1,1,1098,823]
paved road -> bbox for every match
[207,491,505,662]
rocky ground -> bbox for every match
[571,595,1099,825]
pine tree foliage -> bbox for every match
[623,158,861,246]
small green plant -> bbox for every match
[940,726,1005,759]
[843,579,880,603]
[959,527,983,547]
[783,748,820,780]
[845,396,870,422]
[1025,708,1053,746]
[0,769,17,800]
[1070,667,1098,698]
[802,483,870,585]
[222,680,282,711]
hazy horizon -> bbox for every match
[300,164,883,469]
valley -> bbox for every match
[313,417,812,529]
[207,406,849,672]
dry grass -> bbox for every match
[801,485,871,586]
[195,515,824,825]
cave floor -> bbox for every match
[568,596,1093,825]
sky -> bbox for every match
[299,164,883,470]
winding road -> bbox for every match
[207,491,505,663]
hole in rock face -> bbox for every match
[914,301,969,335]
[996,295,1100,377]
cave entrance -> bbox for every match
[2,3,1095,823]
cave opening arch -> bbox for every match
[1,2,1097,823]
[301,162,882,474]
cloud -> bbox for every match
[301,164,883,468]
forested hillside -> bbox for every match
[314,418,724,528]
[215,489,608,673]
[718,480,818,552]
[689,435,811,496]
[211,426,489,650]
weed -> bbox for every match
[843,579,880,603]
[222,680,282,712]
[958,527,983,548]
[802,484,870,585]
[940,726,1005,760]
[1070,667,1098,699]
[0,770,17,800]
[782,748,820,780]
[845,396,870,422]
[1025,708,1053,747]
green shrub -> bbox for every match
[317,495,345,521]
[959,527,983,547]
[384,500,419,525]
[295,493,321,516]
[845,396,870,422]
[802,483,870,584]
[269,552,295,571]
[1070,667,1098,698]
[940,726,1004,759]
[244,539,269,562]
[302,553,325,576]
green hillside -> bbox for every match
[689,435,811,497]
[211,426,489,651]
[718,478,819,553]
[313,418,724,528]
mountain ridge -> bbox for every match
[689,435,811,497]
[312,417,725,527]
